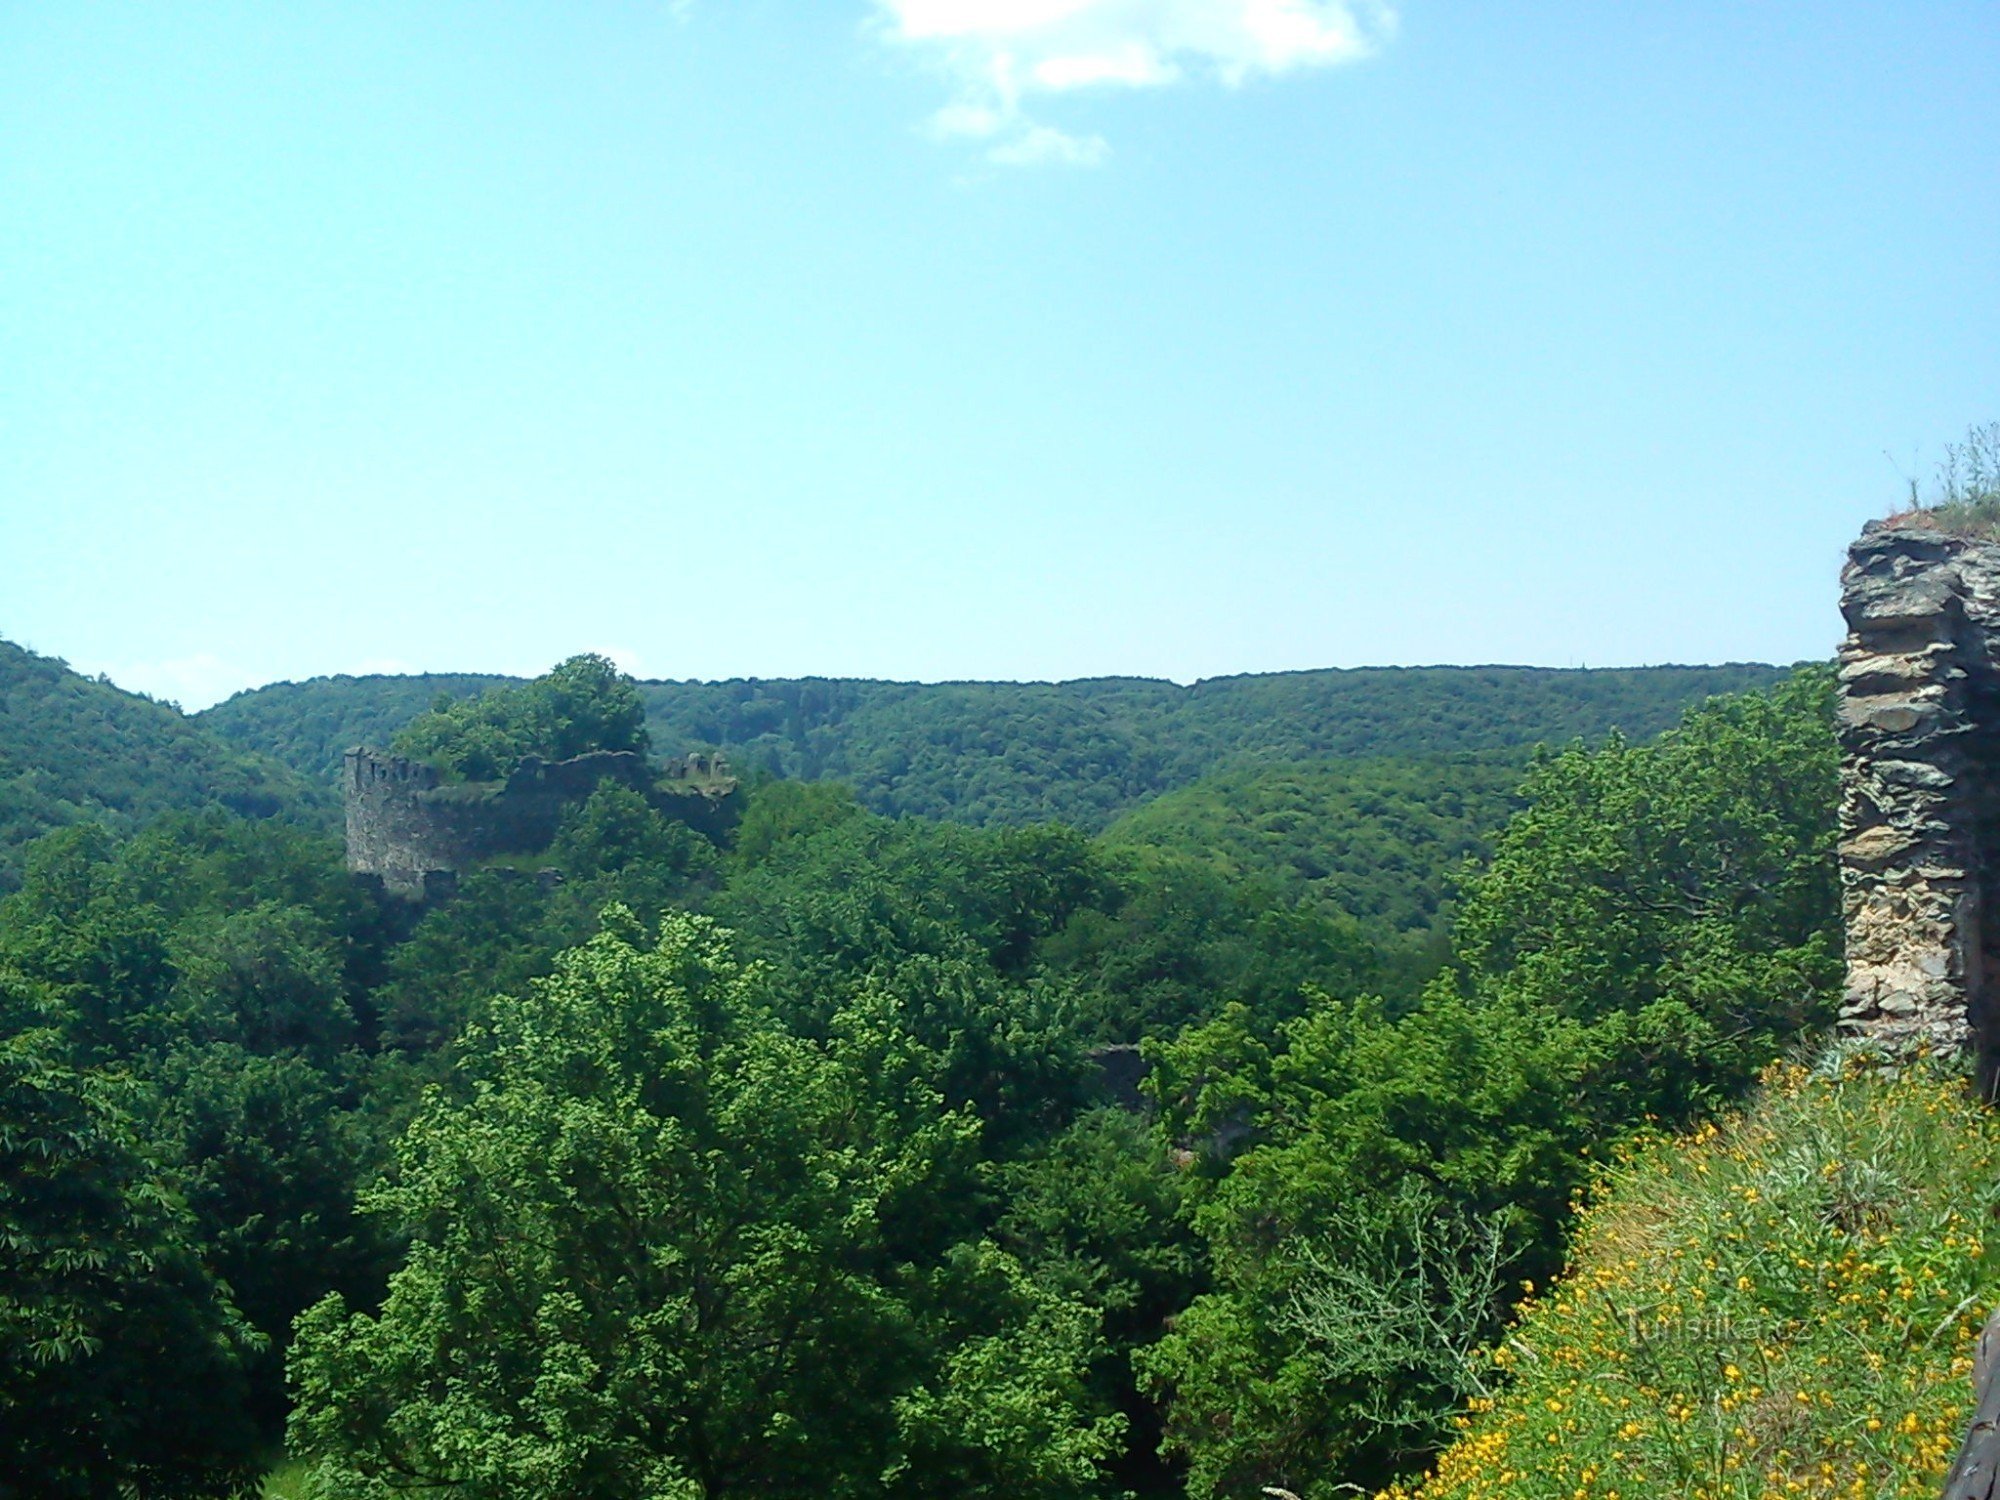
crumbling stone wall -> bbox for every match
[345,747,734,899]
[1838,521,2000,1092]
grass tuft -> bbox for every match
[1886,422,2000,539]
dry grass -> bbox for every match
[1884,423,2000,539]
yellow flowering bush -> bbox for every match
[1381,1057,2000,1500]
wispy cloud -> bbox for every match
[874,0,1394,167]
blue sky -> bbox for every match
[2,1,1995,708]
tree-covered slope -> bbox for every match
[1101,755,1527,935]
[198,671,515,783]
[202,662,1793,830]
[0,640,330,888]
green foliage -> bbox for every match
[205,663,1793,830]
[1280,1184,1516,1461]
[997,1108,1204,1495]
[717,812,1105,1153]
[1136,668,1844,1496]
[729,777,867,867]
[154,1041,392,1434]
[1388,1056,2000,1500]
[1104,755,1524,936]
[0,816,401,1459]
[1455,666,1841,1116]
[1138,992,1601,1497]
[370,783,720,1058]
[0,639,328,890]
[390,654,650,781]
[0,970,265,1497]
[207,672,512,782]
[718,811,1106,996]
[287,915,1123,1499]
[1040,847,1414,1040]
[0,645,1849,1493]
[169,903,355,1060]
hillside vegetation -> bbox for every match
[200,662,1791,829]
[1,650,1852,1498]
[1388,1056,1996,1500]
[1102,754,1526,936]
[0,640,329,889]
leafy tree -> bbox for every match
[547,782,710,881]
[1138,992,1597,1497]
[371,785,721,1060]
[716,812,1107,1156]
[168,901,354,1060]
[997,1108,1203,1496]
[155,1041,393,1436]
[0,970,263,1498]
[727,778,864,868]
[0,818,396,1454]
[1038,849,1399,1040]
[1137,669,1844,1496]
[288,914,1122,1498]
[391,654,649,781]
[1278,1183,1516,1458]
[1102,754,1525,936]
[1453,665,1841,1116]
[0,824,177,1062]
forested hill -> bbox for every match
[202,662,1795,829]
[0,639,330,888]
[1102,754,1528,936]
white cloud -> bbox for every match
[874,0,1394,166]
[989,123,1111,167]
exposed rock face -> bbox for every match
[1838,521,2000,1091]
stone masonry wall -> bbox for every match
[1838,521,2000,1093]
[345,748,655,898]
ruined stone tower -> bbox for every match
[1837,520,2000,1092]
[344,746,737,899]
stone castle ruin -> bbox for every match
[1837,520,2000,1094]
[345,745,737,899]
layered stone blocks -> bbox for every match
[1838,522,2000,1091]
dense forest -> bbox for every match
[198,661,1791,829]
[0,641,329,891]
[0,643,1865,1498]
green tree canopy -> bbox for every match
[0,969,264,1498]
[287,914,1123,1499]
[391,654,650,781]
[1134,667,1844,1497]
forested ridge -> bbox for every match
[200,661,1791,829]
[0,640,330,891]
[0,647,1863,1498]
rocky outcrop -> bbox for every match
[1837,521,2000,1091]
